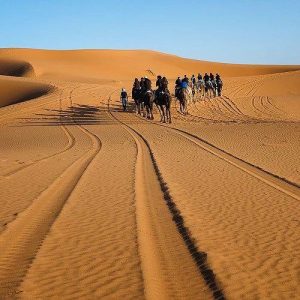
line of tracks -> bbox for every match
[0,88,102,298]
[131,105,300,202]
[106,92,225,299]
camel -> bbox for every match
[155,90,172,123]
[177,86,193,115]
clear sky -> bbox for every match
[1,0,299,64]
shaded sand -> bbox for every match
[0,76,52,108]
[0,49,299,299]
[0,58,34,77]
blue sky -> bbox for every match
[1,0,299,64]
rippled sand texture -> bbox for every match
[0,49,299,299]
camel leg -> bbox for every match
[150,105,154,120]
[168,108,172,123]
[157,104,163,122]
[163,106,167,123]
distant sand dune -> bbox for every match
[0,48,299,82]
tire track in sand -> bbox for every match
[107,107,225,300]
[1,125,76,178]
[145,119,300,202]
[0,122,102,298]
[2,86,100,177]
[0,90,77,177]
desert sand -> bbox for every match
[0,48,299,299]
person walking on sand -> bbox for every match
[120,88,128,111]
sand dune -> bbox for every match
[0,58,34,77]
[0,48,299,299]
[0,75,53,108]
[0,48,299,82]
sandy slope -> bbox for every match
[0,76,52,108]
[0,49,299,299]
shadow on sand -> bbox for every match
[16,103,136,127]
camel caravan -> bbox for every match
[122,73,223,124]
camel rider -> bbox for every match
[140,77,145,90]
[197,73,202,81]
[210,73,215,81]
[144,76,152,91]
[175,76,189,99]
[155,75,162,99]
[133,78,140,90]
[161,77,169,93]
[216,73,223,96]
[175,77,182,98]
[204,73,210,83]
[191,75,196,86]
[156,75,163,89]
[120,88,128,112]
[182,75,189,83]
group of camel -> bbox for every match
[131,77,223,124]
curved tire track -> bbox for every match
[0,122,102,298]
[108,109,225,300]
[142,118,300,202]
[1,125,76,177]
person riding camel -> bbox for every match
[161,77,169,93]
[175,77,182,98]
[216,73,223,96]
[133,78,140,90]
[191,75,196,86]
[140,77,145,90]
[155,76,169,101]
[144,76,152,91]
[156,75,163,89]
[182,75,189,84]
[210,73,215,81]
[155,75,162,99]
[204,73,210,83]
[197,73,202,81]
[175,77,181,87]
